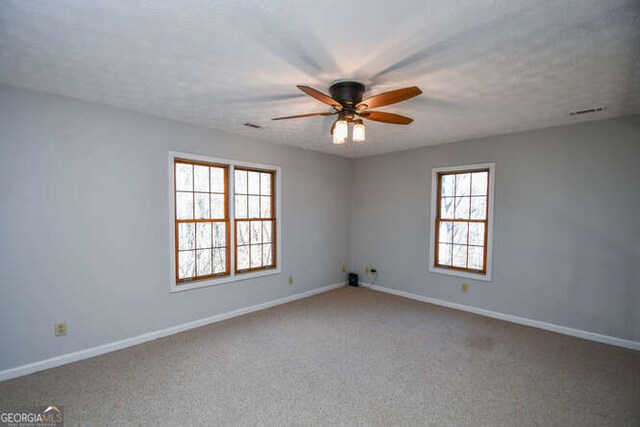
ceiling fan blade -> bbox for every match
[297,85,342,110]
[272,111,336,121]
[357,86,422,110]
[359,111,414,124]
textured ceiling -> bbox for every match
[1,0,639,158]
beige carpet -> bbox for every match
[1,287,639,426]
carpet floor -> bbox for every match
[1,287,639,426]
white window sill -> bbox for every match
[170,268,281,293]
[428,266,492,282]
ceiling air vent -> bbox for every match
[243,122,263,129]
[569,107,606,116]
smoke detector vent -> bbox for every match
[243,122,263,129]
[569,107,606,116]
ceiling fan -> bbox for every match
[272,81,422,144]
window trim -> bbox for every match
[428,163,495,282]
[168,151,282,293]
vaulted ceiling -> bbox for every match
[1,0,639,157]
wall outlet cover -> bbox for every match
[55,322,67,337]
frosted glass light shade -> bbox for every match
[332,132,346,144]
[333,119,348,144]
[353,121,365,142]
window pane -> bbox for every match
[468,246,484,270]
[251,221,262,244]
[196,222,212,249]
[196,249,212,276]
[178,250,195,279]
[262,243,273,266]
[211,167,225,193]
[440,197,454,219]
[250,244,262,268]
[452,244,467,268]
[237,246,249,270]
[471,172,488,196]
[438,243,452,266]
[213,222,226,247]
[260,196,272,218]
[194,165,209,192]
[194,193,210,219]
[213,248,226,273]
[235,195,247,218]
[261,173,272,195]
[438,221,453,243]
[455,173,471,196]
[469,223,485,246]
[175,163,193,191]
[235,170,247,194]
[178,223,195,250]
[470,196,487,220]
[453,222,468,244]
[176,192,194,220]
[455,197,470,219]
[441,174,455,197]
[248,195,260,218]
[237,222,249,246]
[262,221,273,243]
[211,194,225,219]
[248,171,260,194]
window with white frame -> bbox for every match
[170,152,280,291]
[429,163,494,281]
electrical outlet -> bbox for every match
[462,283,469,293]
[288,276,293,285]
[340,264,346,273]
[365,266,370,274]
[55,322,67,337]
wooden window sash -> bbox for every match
[174,159,230,284]
[234,169,277,274]
[434,169,490,274]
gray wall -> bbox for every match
[0,84,351,371]
[1,83,639,374]
[350,115,640,342]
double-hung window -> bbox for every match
[170,152,280,291]
[429,163,495,281]
[174,159,229,282]
[234,168,276,273]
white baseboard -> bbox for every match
[0,282,345,382]
[363,283,640,351]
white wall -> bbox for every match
[0,84,351,371]
[350,115,640,342]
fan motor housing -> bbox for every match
[329,81,365,108]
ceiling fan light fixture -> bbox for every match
[273,82,422,145]
[333,118,348,144]
[352,119,365,142]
